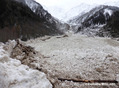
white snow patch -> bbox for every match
[25,0,39,13]
[0,44,52,88]
[104,9,113,16]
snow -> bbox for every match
[68,5,107,25]
[26,33,119,87]
[0,34,119,88]
[43,3,97,22]
[62,3,97,22]
[104,9,113,16]
[40,1,119,22]
[15,0,39,13]
[0,42,52,88]
[25,0,39,12]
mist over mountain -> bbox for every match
[62,3,98,22]
[42,1,119,22]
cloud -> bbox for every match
[36,0,118,5]
[35,0,119,10]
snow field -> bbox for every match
[26,34,119,87]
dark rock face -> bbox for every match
[15,0,55,23]
[105,10,119,37]
[0,0,62,42]
[69,5,119,37]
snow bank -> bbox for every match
[0,41,52,88]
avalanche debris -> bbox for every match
[0,40,52,88]
[26,34,119,88]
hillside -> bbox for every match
[0,0,62,42]
[68,5,119,38]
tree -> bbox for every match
[0,0,7,14]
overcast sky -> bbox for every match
[35,0,119,20]
[35,0,119,9]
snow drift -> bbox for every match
[0,40,52,88]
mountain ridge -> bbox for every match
[68,5,119,37]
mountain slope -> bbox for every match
[0,0,62,42]
[15,0,56,23]
[69,5,119,37]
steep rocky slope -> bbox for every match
[0,0,63,42]
[15,0,70,35]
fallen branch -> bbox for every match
[56,34,68,38]
[58,78,118,83]
[40,37,51,41]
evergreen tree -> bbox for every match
[0,0,7,14]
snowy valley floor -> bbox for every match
[0,33,119,88]
[26,34,119,88]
